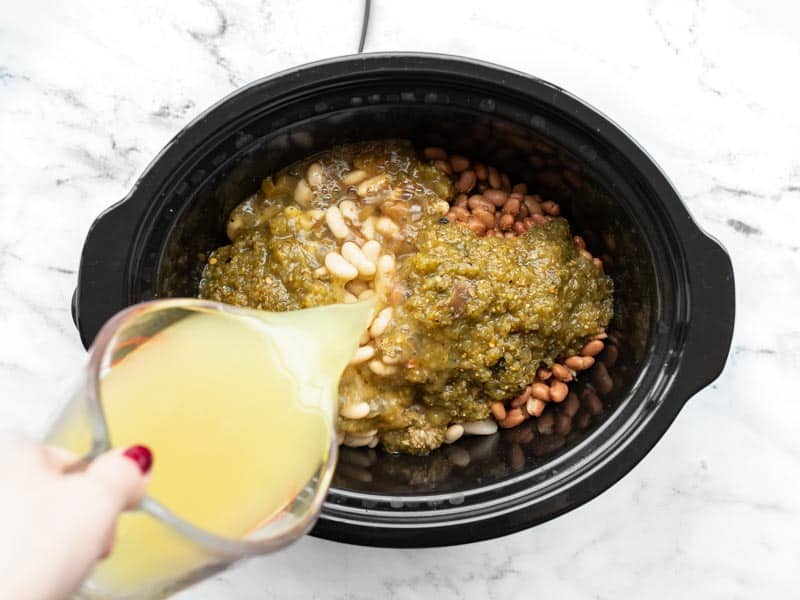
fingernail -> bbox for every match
[122,445,153,474]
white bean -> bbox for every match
[381,349,406,365]
[358,289,375,301]
[344,292,358,303]
[346,279,369,296]
[308,208,325,221]
[357,174,390,198]
[343,435,374,448]
[325,206,351,239]
[368,436,379,448]
[342,449,374,467]
[462,419,498,436]
[368,359,398,376]
[314,266,328,278]
[324,252,358,281]
[339,199,360,223]
[348,345,375,366]
[341,242,376,278]
[343,169,368,186]
[369,307,393,338]
[306,162,324,188]
[374,255,396,297]
[350,429,378,438]
[361,240,381,265]
[340,400,370,419]
[361,216,377,240]
[294,179,313,207]
[446,445,470,467]
[226,215,245,241]
[359,329,371,346]
[377,254,395,275]
[376,216,400,237]
[444,424,464,444]
[433,200,450,216]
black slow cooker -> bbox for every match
[72,54,735,547]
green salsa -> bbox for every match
[198,140,613,454]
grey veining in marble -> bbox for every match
[1,0,799,597]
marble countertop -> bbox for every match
[2,0,799,597]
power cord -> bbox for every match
[358,0,371,53]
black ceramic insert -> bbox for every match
[72,54,735,547]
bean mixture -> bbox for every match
[199,140,613,454]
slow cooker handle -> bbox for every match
[674,231,735,400]
[72,197,141,349]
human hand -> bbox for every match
[0,435,152,600]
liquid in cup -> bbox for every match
[48,299,374,598]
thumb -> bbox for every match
[83,445,153,511]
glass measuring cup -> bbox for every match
[47,298,373,599]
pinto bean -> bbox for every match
[483,189,508,207]
[531,382,551,401]
[554,413,572,436]
[531,213,548,225]
[592,362,614,394]
[581,339,605,357]
[490,402,507,421]
[472,209,495,229]
[502,196,521,216]
[526,397,547,417]
[488,166,502,189]
[511,385,533,408]
[541,200,560,216]
[450,155,471,172]
[434,160,453,175]
[601,344,619,367]
[537,412,555,435]
[448,206,470,223]
[456,170,477,193]
[582,388,603,415]
[562,392,580,417]
[565,355,595,371]
[467,216,486,236]
[468,195,495,213]
[424,146,448,160]
[551,363,573,382]
[549,380,569,403]
[499,408,527,429]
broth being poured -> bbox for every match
[48,300,374,598]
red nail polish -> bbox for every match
[123,445,153,474]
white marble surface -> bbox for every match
[2,0,799,597]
